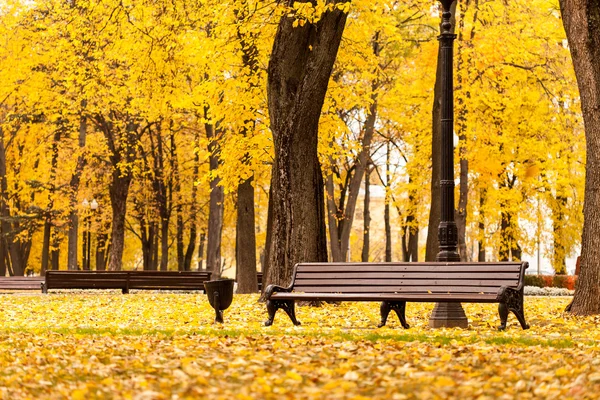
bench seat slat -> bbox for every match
[290,285,504,293]
[271,292,499,302]
[293,279,517,287]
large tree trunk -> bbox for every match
[107,170,131,271]
[264,2,347,290]
[236,176,258,293]
[559,0,600,315]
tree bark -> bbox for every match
[68,106,87,270]
[107,168,132,271]
[41,129,62,275]
[559,0,600,314]
[362,164,371,262]
[236,176,258,293]
[264,2,347,290]
[205,112,224,278]
[477,188,486,262]
[197,229,206,270]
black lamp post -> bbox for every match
[429,0,468,328]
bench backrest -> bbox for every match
[289,262,528,295]
[45,271,129,289]
[127,271,212,289]
[44,270,212,290]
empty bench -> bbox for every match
[0,276,45,291]
[42,270,212,294]
[264,262,529,330]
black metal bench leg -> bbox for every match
[265,300,301,326]
[378,301,391,327]
[498,291,530,330]
[391,301,410,329]
[498,302,509,331]
[379,301,410,329]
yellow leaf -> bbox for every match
[286,371,303,382]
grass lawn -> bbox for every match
[0,293,598,399]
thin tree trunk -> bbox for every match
[559,0,600,314]
[264,2,347,290]
[96,232,108,271]
[455,0,479,263]
[236,176,258,293]
[42,129,62,275]
[205,111,224,278]
[235,3,259,293]
[362,164,371,262]
[478,189,486,262]
[197,229,206,270]
[183,138,200,272]
[68,106,87,270]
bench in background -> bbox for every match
[42,270,212,294]
[0,276,45,291]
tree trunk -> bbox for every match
[205,114,224,278]
[235,3,259,292]
[183,136,200,272]
[96,232,108,271]
[264,1,347,290]
[362,164,371,262]
[0,129,9,276]
[477,189,486,262]
[328,34,380,262]
[551,192,568,274]
[384,143,392,262]
[455,0,479,263]
[197,229,206,270]
[68,107,87,270]
[426,39,443,262]
[559,0,600,314]
[236,176,258,293]
[107,170,131,271]
[41,130,62,275]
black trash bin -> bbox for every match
[204,279,235,323]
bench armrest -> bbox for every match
[264,284,293,300]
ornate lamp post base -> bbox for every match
[429,302,468,328]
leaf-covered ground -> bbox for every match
[0,293,599,399]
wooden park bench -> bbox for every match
[264,262,530,330]
[42,270,212,294]
[0,276,45,291]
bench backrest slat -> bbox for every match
[289,262,527,295]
